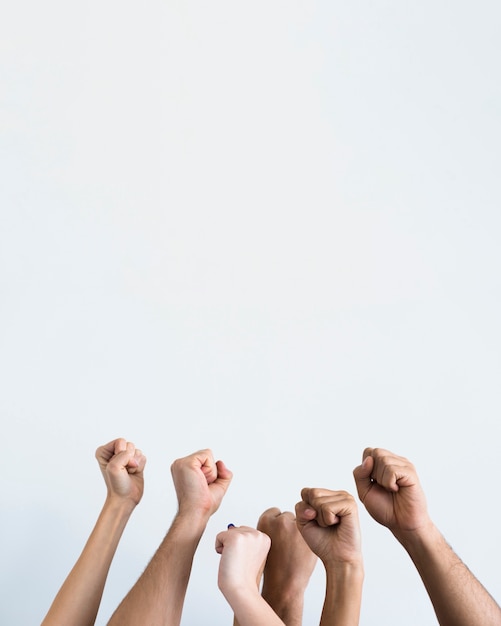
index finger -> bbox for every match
[96,438,127,463]
[128,448,147,474]
[215,529,228,554]
[295,497,317,528]
[196,449,218,483]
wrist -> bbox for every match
[323,563,364,626]
[392,518,438,553]
[323,559,365,581]
[262,572,311,602]
[104,495,137,517]
[221,582,262,606]
[172,509,211,537]
[176,504,212,526]
[261,585,305,621]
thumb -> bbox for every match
[295,499,317,528]
[108,442,137,475]
[353,455,374,503]
[214,460,233,491]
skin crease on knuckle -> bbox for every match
[45,441,500,626]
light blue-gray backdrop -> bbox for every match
[1,1,500,624]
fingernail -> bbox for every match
[227,523,235,529]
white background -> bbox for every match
[1,1,500,624]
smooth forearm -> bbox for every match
[223,588,286,626]
[395,522,501,626]
[320,563,364,626]
[41,497,136,626]
[261,583,307,626]
[107,512,208,626]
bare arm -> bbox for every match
[257,508,317,626]
[398,522,501,626]
[217,526,286,626]
[106,513,207,626]
[353,447,501,626]
[295,489,364,626]
[107,449,232,626]
[41,439,146,626]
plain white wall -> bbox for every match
[1,1,500,624]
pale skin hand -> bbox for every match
[295,489,364,626]
[41,438,146,626]
[257,508,317,626]
[353,447,501,626]
[107,448,232,626]
[216,526,286,626]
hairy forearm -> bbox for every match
[107,513,207,626]
[41,497,135,626]
[396,522,501,626]
[320,563,364,626]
